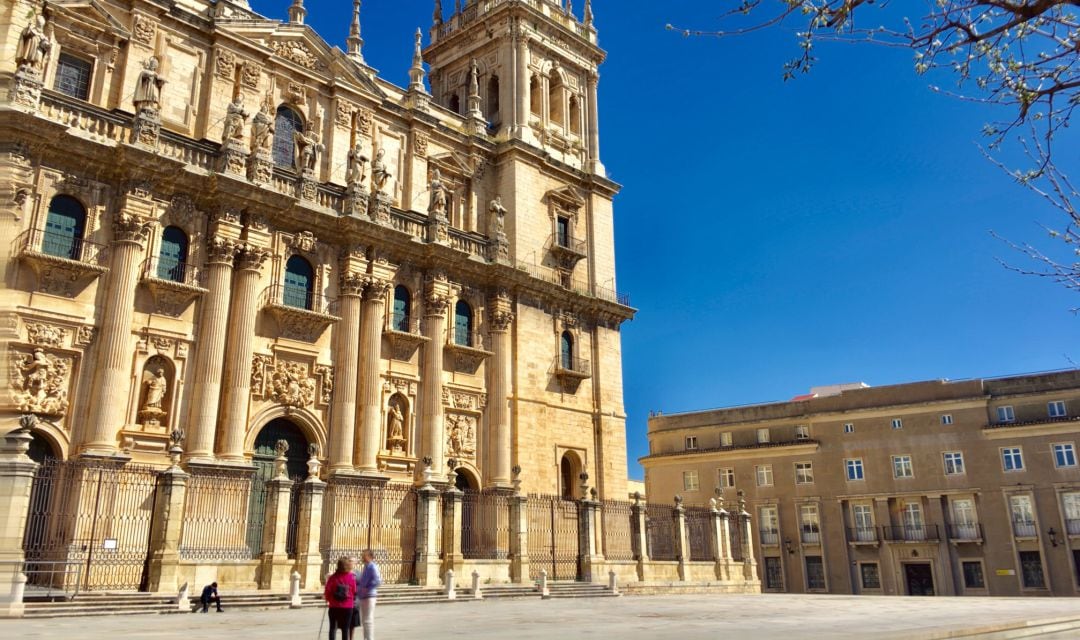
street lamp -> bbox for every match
[1047,527,1059,547]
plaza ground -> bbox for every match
[4,593,1080,639]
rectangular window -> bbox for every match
[997,405,1016,423]
[763,557,784,590]
[794,462,814,485]
[720,432,733,447]
[1010,494,1036,537]
[845,458,864,481]
[756,428,770,444]
[891,418,903,430]
[1053,443,1077,468]
[805,556,826,591]
[843,423,854,434]
[1063,492,1080,536]
[685,436,698,451]
[852,504,874,530]
[756,464,773,487]
[941,414,954,425]
[962,561,985,589]
[759,506,779,545]
[951,498,978,540]
[860,563,881,590]
[1019,551,1046,588]
[54,53,93,101]
[943,452,965,475]
[1002,447,1024,472]
[1048,400,1068,418]
[892,455,914,479]
[682,470,699,492]
[799,504,821,544]
[794,425,810,440]
[718,467,735,489]
[556,216,571,247]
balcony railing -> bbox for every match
[1012,521,1037,538]
[142,256,201,287]
[261,284,340,342]
[449,331,486,351]
[17,228,108,266]
[262,284,335,315]
[759,529,780,546]
[800,529,821,545]
[882,524,940,542]
[1066,519,1080,536]
[554,355,591,376]
[846,526,878,544]
[947,523,983,541]
[548,233,588,269]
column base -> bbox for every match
[294,554,323,590]
[415,554,442,587]
[0,569,26,619]
[259,553,295,591]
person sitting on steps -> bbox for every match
[200,582,223,613]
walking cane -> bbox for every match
[317,601,327,640]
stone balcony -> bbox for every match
[261,284,341,343]
[548,233,588,270]
[445,332,493,373]
[139,257,208,317]
[15,227,109,297]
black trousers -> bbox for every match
[328,607,353,640]
[201,595,222,612]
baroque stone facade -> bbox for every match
[0,0,631,502]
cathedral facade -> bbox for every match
[0,0,636,592]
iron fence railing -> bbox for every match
[461,491,511,560]
[645,503,677,561]
[142,256,201,287]
[553,355,591,375]
[600,500,635,562]
[800,529,821,545]
[947,523,982,541]
[1067,518,1080,536]
[16,228,109,265]
[262,283,337,315]
[685,507,714,561]
[179,469,257,561]
[1012,521,1037,538]
[846,526,878,543]
[882,524,940,542]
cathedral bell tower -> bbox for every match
[424,0,605,176]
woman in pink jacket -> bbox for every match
[324,556,357,640]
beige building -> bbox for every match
[643,370,1080,597]
[0,0,635,597]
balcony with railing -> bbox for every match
[882,524,940,543]
[553,355,592,386]
[547,233,588,270]
[759,529,780,546]
[445,331,493,373]
[1012,520,1038,539]
[383,312,428,362]
[261,284,340,342]
[947,523,983,543]
[800,528,822,546]
[1066,519,1080,537]
[140,257,207,316]
[15,228,109,295]
[846,526,879,545]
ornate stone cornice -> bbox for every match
[338,271,366,297]
[234,243,270,272]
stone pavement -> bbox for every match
[4,593,1080,639]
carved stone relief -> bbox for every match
[25,322,67,348]
[215,49,236,79]
[445,413,476,460]
[241,62,261,88]
[11,347,72,417]
[270,40,319,70]
[132,15,156,47]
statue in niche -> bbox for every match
[387,396,407,453]
[294,122,323,174]
[133,57,166,112]
[16,13,52,74]
[428,168,448,217]
[250,95,274,153]
[143,368,168,408]
[346,141,369,186]
[371,148,391,193]
[222,96,248,142]
[488,196,507,237]
[137,359,171,428]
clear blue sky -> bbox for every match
[279,1,1078,480]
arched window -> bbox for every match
[392,285,411,332]
[157,226,188,282]
[560,454,578,500]
[283,255,315,310]
[549,74,564,125]
[569,95,582,136]
[487,75,500,118]
[272,105,304,169]
[529,75,542,115]
[448,93,461,115]
[453,300,473,347]
[560,331,574,370]
[43,195,86,260]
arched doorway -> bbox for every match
[247,419,309,556]
[560,453,581,501]
[27,430,59,465]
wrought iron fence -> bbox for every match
[685,507,714,561]
[599,500,635,562]
[142,256,201,287]
[179,468,257,561]
[728,515,745,562]
[17,227,109,265]
[320,481,418,584]
[285,480,304,558]
[527,494,580,581]
[645,503,677,561]
[461,491,510,560]
[22,459,158,592]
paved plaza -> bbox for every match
[4,594,1080,639]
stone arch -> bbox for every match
[137,355,175,429]
[245,404,326,460]
[272,103,305,168]
[27,428,61,464]
[454,464,480,492]
[560,450,583,500]
[386,392,408,454]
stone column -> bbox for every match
[509,492,530,584]
[739,503,759,582]
[512,27,529,135]
[673,496,689,582]
[356,278,391,473]
[419,275,450,481]
[585,71,604,176]
[146,442,188,594]
[486,293,514,488]
[631,492,649,582]
[578,496,603,583]
[294,474,326,588]
[185,232,239,461]
[0,422,38,618]
[216,244,269,461]
[79,209,151,456]
[442,485,463,576]
[711,499,732,581]
[925,494,956,596]
[415,482,442,586]
[329,272,365,474]
[873,497,898,596]
[260,473,295,590]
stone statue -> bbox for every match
[346,142,369,186]
[13,348,70,416]
[428,168,447,216]
[488,196,506,236]
[133,57,166,112]
[372,148,391,193]
[388,405,404,441]
[274,439,289,457]
[143,368,168,409]
[447,418,463,456]
[294,123,322,173]
[222,96,248,141]
[16,13,51,73]
[250,95,273,153]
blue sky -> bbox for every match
[283,1,1078,479]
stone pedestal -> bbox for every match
[259,477,295,590]
[509,494,530,584]
[344,186,369,218]
[631,494,649,582]
[132,108,162,148]
[146,463,188,594]
[0,426,37,618]
[247,149,272,184]
[711,502,732,580]
[415,484,443,586]
[219,139,248,176]
[673,499,689,582]
[426,214,449,245]
[298,171,317,202]
[740,511,758,582]
[294,477,326,589]
[368,191,391,225]
[9,67,43,109]
[578,499,603,583]
[441,488,463,576]
[488,233,510,264]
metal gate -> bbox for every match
[321,481,417,584]
[526,494,580,581]
[23,459,158,592]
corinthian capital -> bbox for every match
[112,211,152,245]
[362,277,392,302]
[234,243,270,271]
[489,309,514,332]
[206,235,238,265]
[339,271,366,297]
[423,291,450,317]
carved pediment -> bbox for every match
[49,0,130,39]
[429,152,476,180]
[545,185,587,210]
